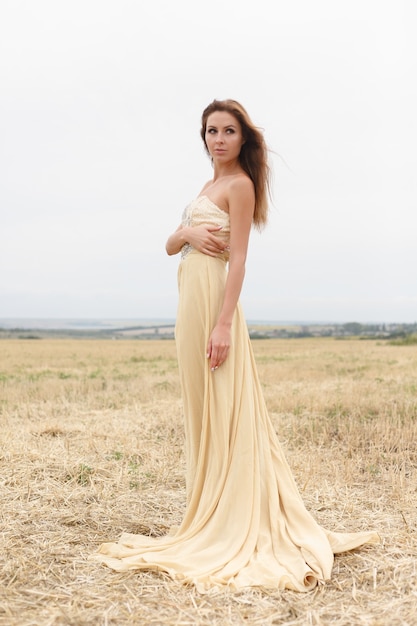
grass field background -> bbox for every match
[1,338,416,625]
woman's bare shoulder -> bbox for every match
[228,173,255,198]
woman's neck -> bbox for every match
[212,161,243,181]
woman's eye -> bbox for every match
[226,128,235,134]
[207,128,217,134]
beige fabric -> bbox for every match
[91,196,379,592]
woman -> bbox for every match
[92,99,379,592]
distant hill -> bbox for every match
[1,318,416,341]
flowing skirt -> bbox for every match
[91,250,379,592]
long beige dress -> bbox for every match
[91,195,379,592]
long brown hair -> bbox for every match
[200,99,271,228]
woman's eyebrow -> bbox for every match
[207,124,237,129]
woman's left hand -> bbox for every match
[206,323,231,371]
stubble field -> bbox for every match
[0,337,416,626]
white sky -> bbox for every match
[1,0,416,324]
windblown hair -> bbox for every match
[200,99,271,228]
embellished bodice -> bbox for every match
[180,195,230,260]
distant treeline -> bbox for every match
[1,322,416,344]
[248,322,417,344]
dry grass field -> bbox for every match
[0,337,416,626]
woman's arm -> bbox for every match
[166,224,227,256]
[206,177,255,371]
[165,225,188,256]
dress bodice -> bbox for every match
[180,195,230,260]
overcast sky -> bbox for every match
[1,0,415,324]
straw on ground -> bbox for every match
[0,338,416,625]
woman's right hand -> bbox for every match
[185,224,229,257]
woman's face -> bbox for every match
[204,111,244,163]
